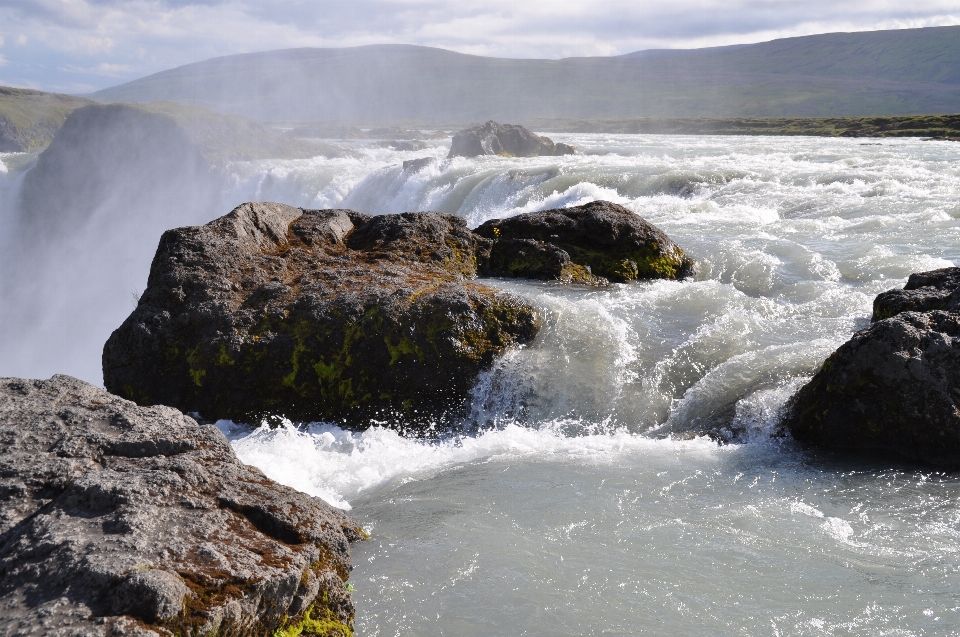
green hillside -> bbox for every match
[0,87,94,151]
[528,114,960,138]
[90,26,960,121]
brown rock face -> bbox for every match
[0,374,363,637]
[102,202,540,431]
[447,121,575,158]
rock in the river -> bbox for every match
[784,267,960,466]
[402,156,437,173]
[448,121,575,158]
[872,267,960,321]
[0,374,363,636]
[474,200,695,283]
[103,202,540,430]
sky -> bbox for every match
[2,0,960,94]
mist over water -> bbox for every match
[5,134,960,633]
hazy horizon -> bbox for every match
[2,1,960,94]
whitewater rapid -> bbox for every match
[215,135,960,634]
[6,133,960,634]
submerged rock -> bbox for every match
[448,120,575,158]
[0,374,363,636]
[103,202,540,430]
[475,200,695,283]
[402,156,437,173]
[784,268,960,466]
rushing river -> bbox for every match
[8,134,960,634]
[219,134,960,635]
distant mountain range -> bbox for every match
[84,25,960,122]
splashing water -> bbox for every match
[213,135,960,634]
[13,134,960,634]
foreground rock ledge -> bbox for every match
[783,267,960,466]
[103,202,540,429]
[0,375,363,636]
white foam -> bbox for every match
[220,420,724,509]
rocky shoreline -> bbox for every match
[0,375,363,636]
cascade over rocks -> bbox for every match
[102,200,693,430]
[0,374,363,636]
[448,121,575,158]
[783,266,960,466]
[475,200,695,284]
[103,202,540,430]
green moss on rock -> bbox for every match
[103,203,539,432]
[476,200,694,284]
[274,603,353,637]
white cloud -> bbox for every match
[59,61,133,75]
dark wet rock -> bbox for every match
[783,308,960,467]
[402,156,437,173]
[872,266,960,321]
[377,140,428,151]
[103,202,540,431]
[475,200,695,283]
[448,120,576,158]
[0,374,363,636]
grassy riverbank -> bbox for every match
[525,114,960,139]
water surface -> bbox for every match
[218,135,960,635]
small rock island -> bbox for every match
[448,121,576,158]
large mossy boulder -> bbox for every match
[103,202,540,430]
[0,374,363,636]
[448,120,575,158]
[784,267,960,466]
[475,200,695,284]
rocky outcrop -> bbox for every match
[784,267,960,466]
[448,121,575,158]
[475,200,695,284]
[103,202,540,431]
[0,374,363,636]
[872,267,960,321]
